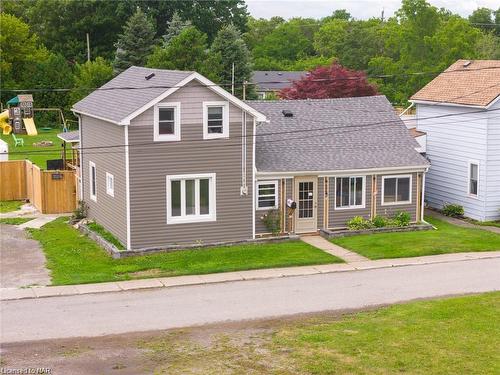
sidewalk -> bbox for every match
[300,235,369,262]
[2,251,499,301]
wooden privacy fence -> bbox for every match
[0,160,77,214]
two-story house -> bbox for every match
[72,66,429,250]
[411,60,500,221]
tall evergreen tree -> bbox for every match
[113,8,155,73]
[162,12,191,46]
[210,24,252,98]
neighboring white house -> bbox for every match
[0,139,8,161]
[410,59,500,221]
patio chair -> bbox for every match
[12,133,24,147]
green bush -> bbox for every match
[347,216,373,230]
[393,211,411,227]
[372,215,389,228]
[260,209,281,235]
[442,203,464,218]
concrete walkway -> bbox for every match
[301,235,369,262]
[426,209,500,234]
[17,215,60,229]
[1,251,498,301]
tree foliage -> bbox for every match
[279,63,378,99]
[162,11,192,46]
[113,8,156,74]
[71,57,113,104]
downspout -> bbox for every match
[240,110,248,195]
[399,102,414,117]
[421,169,427,222]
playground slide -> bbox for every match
[23,117,38,136]
[0,110,12,135]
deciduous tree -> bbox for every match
[71,57,113,104]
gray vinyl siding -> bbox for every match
[128,82,254,248]
[328,176,372,228]
[376,173,418,221]
[317,177,324,229]
[255,179,281,235]
[486,100,500,221]
[80,115,127,246]
[416,103,488,220]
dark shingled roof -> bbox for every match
[252,71,307,92]
[72,66,192,123]
[247,96,429,173]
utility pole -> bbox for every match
[381,9,385,22]
[243,81,247,100]
[231,62,235,95]
[86,33,91,62]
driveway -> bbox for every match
[2,257,499,343]
[0,224,50,288]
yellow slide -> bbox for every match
[0,110,12,135]
[23,117,38,135]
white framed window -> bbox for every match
[335,176,365,209]
[382,174,412,205]
[203,101,229,139]
[106,172,114,197]
[468,161,479,197]
[166,173,216,224]
[154,102,181,141]
[256,180,279,210]
[89,161,97,202]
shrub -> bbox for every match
[393,211,411,227]
[347,216,373,230]
[442,203,464,218]
[260,209,281,235]
[372,215,389,228]
[72,200,88,221]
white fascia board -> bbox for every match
[409,99,488,109]
[486,95,500,109]
[71,109,121,125]
[120,72,268,125]
[256,165,430,178]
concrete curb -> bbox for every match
[2,251,499,301]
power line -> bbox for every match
[2,66,499,93]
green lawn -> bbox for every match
[0,127,67,168]
[28,217,342,285]
[0,217,34,225]
[332,216,500,259]
[137,293,500,374]
[465,218,500,228]
[0,200,23,213]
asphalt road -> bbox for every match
[1,258,499,343]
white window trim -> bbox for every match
[106,172,114,197]
[256,180,279,210]
[89,161,97,202]
[166,173,217,224]
[334,176,366,210]
[467,160,479,199]
[153,102,181,142]
[381,174,412,206]
[203,101,229,139]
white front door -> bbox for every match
[294,176,317,233]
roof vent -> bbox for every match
[145,73,155,80]
[463,60,472,67]
[278,72,283,76]
[282,110,293,117]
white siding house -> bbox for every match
[411,60,500,221]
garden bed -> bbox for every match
[320,223,434,239]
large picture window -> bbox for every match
[256,181,278,210]
[335,176,365,209]
[382,175,412,205]
[154,102,181,141]
[203,101,229,139]
[166,173,216,224]
[468,162,479,197]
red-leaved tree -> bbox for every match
[279,62,378,99]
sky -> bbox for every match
[246,0,499,20]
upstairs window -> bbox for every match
[382,175,412,205]
[469,162,479,196]
[89,161,97,202]
[203,101,229,139]
[166,173,216,224]
[335,177,365,209]
[154,102,180,141]
[257,181,279,210]
[106,172,114,197]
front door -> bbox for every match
[294,176,317,233]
